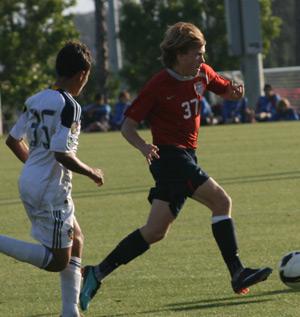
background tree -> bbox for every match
[119,0,281,92]
[94,0,109,97]
[0,0,78,127]
[263,0,296,67]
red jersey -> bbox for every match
[125,63,229,149]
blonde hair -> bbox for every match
[160,22,206,68]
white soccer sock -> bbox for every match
[0,235,53,268]
[60,256,82,317]
[211,215,231,224]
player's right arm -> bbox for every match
[6,135,29,163]
[121,117,159,165]
[6,108,29,163]
[54,152,104,186]
[121,79,160,165]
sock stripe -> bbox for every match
[212,215,231,224]
[69,259,81,269]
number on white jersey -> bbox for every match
[28,109,56,149]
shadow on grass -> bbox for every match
[95,288,299,317]
[0,185,149,206]
[94,299,271,317]
[167,288,298,307]
[26,312,59,317]
[1,170,300,207]
[219,170,300,185]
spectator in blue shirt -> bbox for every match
[274,98,299,121]
[222,97,254,124]
[200,97,216,125]
[82,93,111,132]
[111,90,131,130]
[255,84,280,122]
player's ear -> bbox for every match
[79,70,90,82]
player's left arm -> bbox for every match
[219,81,244,101]
[54,152,104,186]
[203,64,244,101]
[6,135,29,163]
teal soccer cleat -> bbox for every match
[80,266,101,311]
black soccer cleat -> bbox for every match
[231,267,273,294]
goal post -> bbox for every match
[224,0,264,108]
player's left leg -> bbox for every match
[60,217,83,317]
[192,177,272,294]
[80,199,176,311]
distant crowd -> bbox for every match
[81,90,131,132]
[82,84,299,133]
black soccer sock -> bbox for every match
[212,218,244,277]
[94,229,150,281]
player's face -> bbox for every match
[177,45,206,77]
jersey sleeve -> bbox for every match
[125,82,157,123]
[201,64,230,95]
[9,107,28,140]
[50,94,81,153]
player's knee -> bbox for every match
[212,190,232,215]
[74,230,84,248]
[45,249,71,272]
[148,229,168,243]
[223,193,232,212]
[47,257,69,272]
[54,261,68,272]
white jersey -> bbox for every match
[10,88,81,210]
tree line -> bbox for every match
[0,0,282,127]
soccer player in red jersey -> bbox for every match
[80,22,272,310]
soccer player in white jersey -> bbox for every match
[2,41,103,317]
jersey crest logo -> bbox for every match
[70,121,80,134]
[194,81,204,96]
[166,95,175,100]
[67,227,74,241]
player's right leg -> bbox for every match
[80,199,175,311]
[0,201,68,270]
[192,177,272,294]
[0,234,54,269]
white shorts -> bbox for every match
[22,200,75,249]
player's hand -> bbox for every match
[140,143,160,165]
[89,168,104,186]
[227,81,244,100]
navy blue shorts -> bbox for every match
[148,145,209,217]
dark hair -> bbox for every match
[264,84,272,90]
[56,41,92,78]
[95,92,104,101]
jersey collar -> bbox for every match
[166,68,197,81]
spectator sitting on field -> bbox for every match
[82,93,111,132]
[255,84,280,122]
[110,90,131,130]
[222,97,255,124]
[200,97,217,125]
[273,98,299,121]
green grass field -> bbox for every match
[0,121,300,317]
